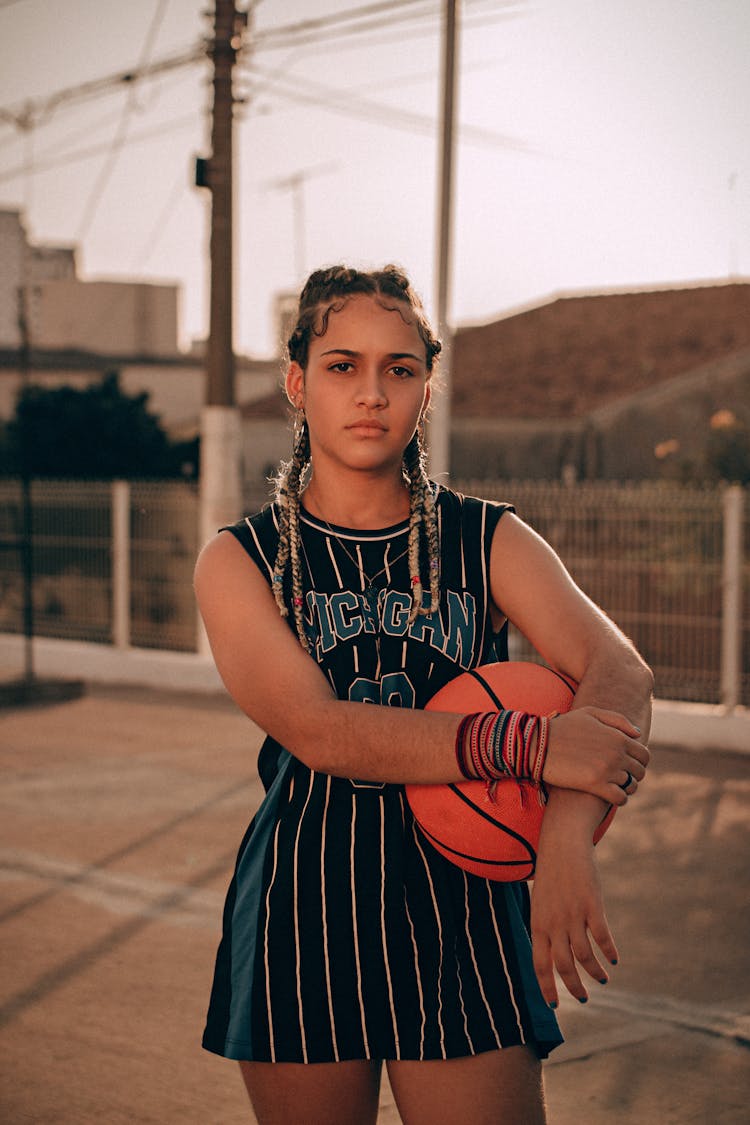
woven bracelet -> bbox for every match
[455,710,551,784]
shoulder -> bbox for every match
[195,504,280,593]
[219,504,281,576]
[435,483,514,532]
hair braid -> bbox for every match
[272,263,442,642]
[272,416,311,651]
[403,427,441,624]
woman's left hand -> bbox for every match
[530,797,618,1007]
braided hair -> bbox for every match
[273,265,442,652]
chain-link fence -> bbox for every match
[455,480,749,706]
[0,478,747,703]
[0,479,199,652]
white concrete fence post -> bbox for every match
[198,405,243,655]
[721,483,744,711]
[112,480,131,650]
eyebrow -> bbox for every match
[320,348,424,363]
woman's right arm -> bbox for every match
[194,532,645,803]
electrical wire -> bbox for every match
[73,0,173,243]
[0,114,199,186]
[242,63,535,154]
[259,6,525,57]
[0,45,204,132]
[127,166,192,272]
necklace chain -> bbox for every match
[327,531,409,590]
[298,518,408,672]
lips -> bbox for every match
[346,420,387,433]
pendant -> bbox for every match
[364,585,379,616]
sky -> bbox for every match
[0,0,748,358]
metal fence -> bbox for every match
[0,478,746,704]
[0,479,199,652]
[455,480,749,707]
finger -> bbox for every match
[531,933,558,1010]
[624,757,647,782]
[570,926,609,986]
[550,935,588,1003]
[587,707,642,738]
[589,914,619,970]
[617,769,639,794]
[626,740,650,769]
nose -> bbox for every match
[355,367,387,409]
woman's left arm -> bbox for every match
[489,512,654,1006]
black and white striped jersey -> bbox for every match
[202,485,563,1063]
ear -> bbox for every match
[421,380,432,416]
[285,361,304,409]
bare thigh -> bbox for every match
[238,1059,382,1125]
[386,1045,546,1125]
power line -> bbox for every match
[253,0,437,47]
[242,63,536,155]
[0,1,522,138]
[253,0,524,51]
[126,166,191,273]
[0,114,199,185]
[74,0,172,242]
[0,45,204,132]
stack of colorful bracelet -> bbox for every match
[454,710,551,785]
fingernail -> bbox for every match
[578,996,588,1004]
[549,1001,557,1010]
[632,726,641,735]
[599,977,608,985]
[610,958,618,966]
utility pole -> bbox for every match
[16,284,35,685]
[263,162,338,282]
[199,0,247,557]
[427,0,459,481]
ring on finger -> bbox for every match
[618,770,634,792]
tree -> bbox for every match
[704,417,750,485]
[3,371,196,479]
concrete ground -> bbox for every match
[0,683,748,1124]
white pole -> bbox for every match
[112,480,130,650]
[720,483,743,711]
[427,0,459,481]
[198,405,243,654]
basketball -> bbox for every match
[406,661,615,881]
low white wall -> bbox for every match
[1,634,747,755]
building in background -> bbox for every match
[450,282,750,481]
[2,209,748,489]
[0,209,278,485]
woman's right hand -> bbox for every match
[541,706,649,805]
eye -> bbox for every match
[389,365,414,379]
[329,361,354,373]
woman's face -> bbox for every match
[286,294,431,479]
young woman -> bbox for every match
[195,265,653,1125]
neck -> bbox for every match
[302,470,410,530]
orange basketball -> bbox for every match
[406,662,615,881]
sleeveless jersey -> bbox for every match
[202,485,562,1063]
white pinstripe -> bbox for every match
[462,872,502,1048]
[398,794,427,1057]
[379,797,401,1055]
[350,796,371,1056]
[477,502,489,658]
[262,814,284,1061]
[486,882,525,1040]
[319,775,340,1061]
[292,771,316,1062]
[456,873,478,1051]
[325,536,344,588]
[411,820,447,1057]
